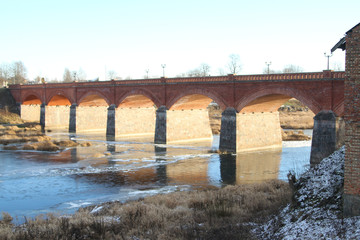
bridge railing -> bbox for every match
[8,71,345,89]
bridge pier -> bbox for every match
[154,106,167,144]
[40,103,46,131]
[106,104,116,136]
[310,110,341,166]
[219,107,237,153]
[69,103,77,133]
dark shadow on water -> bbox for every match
[219,154,237,184]
[155,146,167,185]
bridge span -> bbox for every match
[9,70,345,165]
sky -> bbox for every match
[1,0,359,81]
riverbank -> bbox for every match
[0,112,91,151]
[0,180,291,239]
[0,146,359,239]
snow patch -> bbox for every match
[255,146,360,239]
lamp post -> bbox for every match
[161,64,166,77]
[265,61,272,74]
[324,53,332,70]
[145,69,149,79]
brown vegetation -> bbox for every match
[0,180,291,239]
[282,130,311,141]
[0,122,91,151]
[0,109,23,124]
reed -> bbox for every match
[0,180,291,239]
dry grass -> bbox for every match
[0,109,23,124]
[0,180,291,239]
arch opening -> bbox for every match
[116,94,156,137]
[118,95,156,108]
[166,94,217,143]
[23,95,41,105]
[170,94,214,111]
[239,94,292,113]
[79,94,109,107]
[77,94,109,133]
[48,94,71,106]
[234,94,315,152]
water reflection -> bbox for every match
[155,146,167,185]
[219,154,236,184]
[0,131,310,218]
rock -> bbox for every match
[282,129,311,141]
[3,145,19,150]
[23,140,60,151]
[54,140,79,147]
[80,142,92,147]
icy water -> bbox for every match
[0,132,311,219]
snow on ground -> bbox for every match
[255,146,360,240]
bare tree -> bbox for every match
[9,61,27,84]
[227,54,242,74]
[63,68,73,82]
[107,70,117,80]
[76,68,87,81]
[332,62,344,71]
[184,63,211,77]
[199,63,211,76]
[282,64,304,73]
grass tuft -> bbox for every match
[0,180,291,239]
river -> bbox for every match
[0,131,311,220]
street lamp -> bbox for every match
[145,69,149,79]
[265,61,272,74]
[324,52,332,70]
[161,64,166,77]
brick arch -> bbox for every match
[236,86,321,114]
[116,88,161,108]
[333,97,344,117]
[46,90,74,105]
[166,88,228,110]
[21,91,43,104]
[77,91,111,106]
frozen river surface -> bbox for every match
[0,132,311,219]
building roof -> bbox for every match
[331,22,360,53]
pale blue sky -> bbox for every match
[1,0,359,80]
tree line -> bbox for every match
[0,61,27,86]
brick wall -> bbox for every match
[344,23,360,216]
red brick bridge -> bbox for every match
[9,70,345,164]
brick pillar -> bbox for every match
[310,110,337,166]
[106,104,116,136]
[40,103,46,132]
[344,23,360,217]
[69,103,77,133]
[219,107,237,153]
[154,106,167,144]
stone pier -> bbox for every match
[69,104,77,133]
[219,107,237,152]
